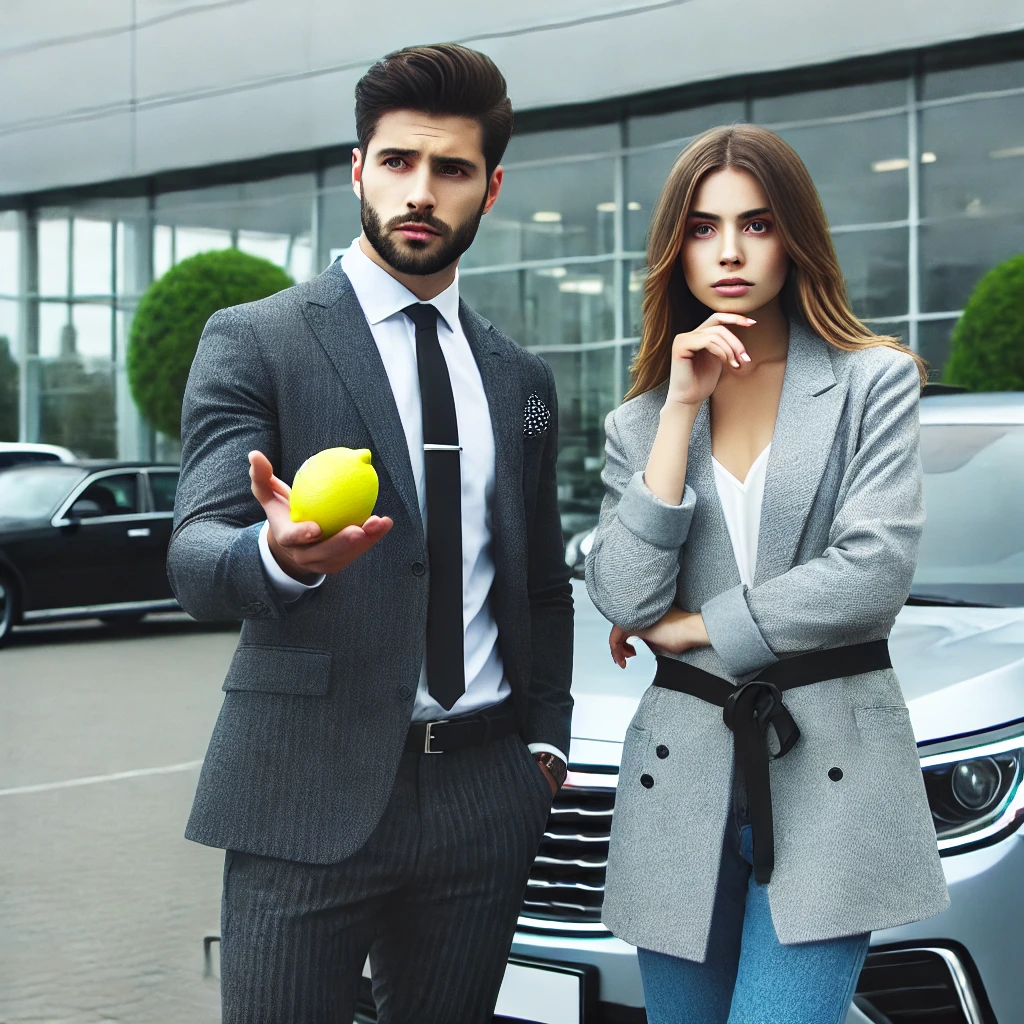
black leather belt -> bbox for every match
[653,640,892,884]
[404,698,519,754]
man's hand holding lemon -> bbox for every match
[249,448,393,583]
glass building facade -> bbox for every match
[1,39,1022,532]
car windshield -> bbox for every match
[0,465,86,520]
[912,423,1024,608]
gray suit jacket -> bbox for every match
[169,260,573,864]
[586,320,949,958]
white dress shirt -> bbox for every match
[711,444,771,588]
[258,239,565,763]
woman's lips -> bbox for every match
[396,225,440,243]
[712,283,752,297]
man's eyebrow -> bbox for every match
[375,147,479,171]
[688,207,772,221]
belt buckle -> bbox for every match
[423,720,443,754]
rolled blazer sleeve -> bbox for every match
[702,353,924,676]
[167,307,300,622]
[586,405,697,632]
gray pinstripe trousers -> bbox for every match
[220,732,554,1023]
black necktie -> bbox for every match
[402,303,465,711]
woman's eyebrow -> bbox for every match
[687,207,772,220]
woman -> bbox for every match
[585,124,949,1023]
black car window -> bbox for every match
[77,474,139,517]
[0,451,61,469]
[0,465,86,519]
[148,472,179,513]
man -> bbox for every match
[168,43,573,1024]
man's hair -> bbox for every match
[355,44,514,178]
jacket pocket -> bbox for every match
[222,645,332,695]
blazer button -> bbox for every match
[656,745,670,759]
[640,774,654,789]
[828,767,844,782]
[411,560,426,576]
[397,684,413,700]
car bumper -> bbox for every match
[512,831,1024,1022]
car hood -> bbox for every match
[567,583,1024,769]
[0,515,49,534]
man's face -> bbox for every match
[353,110,503,276]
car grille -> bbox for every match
[519,777,616,931]
[855,947,987,1024]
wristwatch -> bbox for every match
[534,751,568,790]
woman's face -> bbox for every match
[680,166,790,315]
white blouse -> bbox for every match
[711,444,771,588]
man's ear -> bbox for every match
[351,147,363,200]
[482,166,504,215]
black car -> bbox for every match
[0,461,181,645]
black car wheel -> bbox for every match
[0,570,18,648]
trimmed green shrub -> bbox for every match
[944,253,1024,391]
[128,249,292,438]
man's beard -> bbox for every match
[360,194,486,276]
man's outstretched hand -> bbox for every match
[249,450,393,583]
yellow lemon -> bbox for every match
[290,447,379,538]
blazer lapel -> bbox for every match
[753,319,844,584]
[301,263,422,540]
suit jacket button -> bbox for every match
[397,684,413,700]
[640,774,654,789]
[656,745,669,759]
[828,767,844,782]
[411,561,426,576]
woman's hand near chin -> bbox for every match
[609,608,711,667]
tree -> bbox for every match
[127,249,293,438]
[944,253,1024,391]
[0,336,16,441]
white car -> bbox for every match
[506,391,1024,1024]
[0,442,77,470]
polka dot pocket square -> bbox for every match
[523,391,551,437]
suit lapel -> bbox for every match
[301,263,423,540]
[753,319,844,584]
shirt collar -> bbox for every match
[340,238,461,334]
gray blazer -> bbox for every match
[586,320,949,960]
[169,260,573,864]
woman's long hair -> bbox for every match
[626,124,927,400]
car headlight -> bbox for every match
[921,731,1024,853]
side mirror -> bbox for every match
[67,498,105,521]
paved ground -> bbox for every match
[0,615,239,1024]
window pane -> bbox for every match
[627,101,744,149]
[773,115,908,225]
[321,165,362,267]
[920,217,1024,312]
[625,145,684,252]
[546,345,619,533]
[466,157,618,268]
[459,263,616,348]
[154,225,173,280]
[627,259,646,338]
[0,300,17,441]
[0,211,19,295]
[72,218,113,296]
[38,216,69,296]
[79,472,138,515]
[174,227,231,262]
[753,79,906,123]
[504,124,619,165]
[237,230,290,266]
[833,228,908,319]
[918,317,959,381]
[922,57,1024,101]
[39,301,70,359]
[920,94,1024,220]
[71,303,113,360]
[38,355,116,457]
[149,471,179,512]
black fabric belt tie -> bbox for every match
[653,639,892,885]
[404,698,519,754]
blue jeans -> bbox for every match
[637,823,870,1024]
